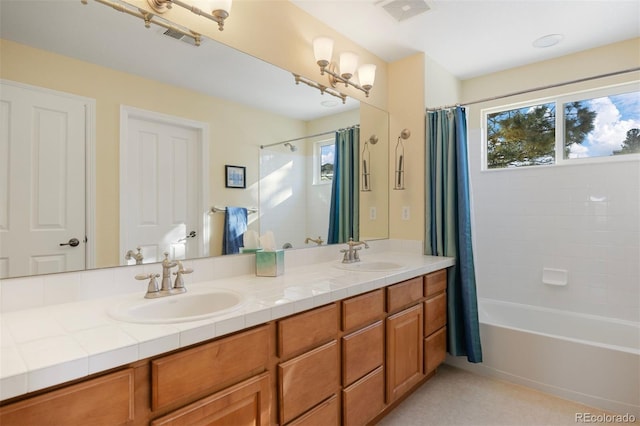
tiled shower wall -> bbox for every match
[467,128,640,323]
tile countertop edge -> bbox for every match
[0,253,454,401]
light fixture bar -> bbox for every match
[293,74,347,104]
[147,0,230,31]
[82,0,202,45]
[320,64,372,97]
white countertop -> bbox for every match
[0,247,453,401]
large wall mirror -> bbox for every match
[0,0,389,279]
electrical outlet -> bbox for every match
[370,206,377,220]
[402,206,410,220]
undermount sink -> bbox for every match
[109,289,245,324]
[335,260,406,272]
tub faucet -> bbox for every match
[340,238,369,263]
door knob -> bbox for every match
[186,231,196,238]
[60,238,80,247]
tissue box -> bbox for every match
[256,250,284,277]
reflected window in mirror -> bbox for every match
[314,139,335,184]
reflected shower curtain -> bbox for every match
[328,127,359,244]
[426,107,482,363]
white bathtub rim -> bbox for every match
[445,355,640,418]
[478,298,640,355]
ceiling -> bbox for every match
[293,0,640,80]
[1,0,638,120]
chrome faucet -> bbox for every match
[135,253,192,298]
[125,247,144,265]
[305,236,324,246]
[340,238,369,263]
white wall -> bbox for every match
[464,39,640,322]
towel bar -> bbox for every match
[211,206,258,214]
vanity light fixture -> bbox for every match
[394,129,411,190]
[293,73,347,104]
[82,0,203,45]
[313,37,376,97]
[147,0,232,31]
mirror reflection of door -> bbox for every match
[1,81,90,278]
[120,107,208,265]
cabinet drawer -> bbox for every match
[151,372,271,426]
[342,366,385,426]
[278,303,338,358]
[287,395,339,426]
[386,276,423,313]
[0,368,135,426]
[278,340,339,425]
[425,269,447,297]
[424,291,447,336]
[341,289,384,332]
[425,326,447,374]
[152,324,270,411]
[342,321,384,387]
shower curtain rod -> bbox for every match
[260,124,359,149]
[425,67,640,112]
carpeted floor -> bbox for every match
[375,364,626,426]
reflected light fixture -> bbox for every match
[313,37,376,97]
[147,0,232,31]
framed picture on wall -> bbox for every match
[225,165,246,189]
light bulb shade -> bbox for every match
[358,64,376,88]
[207,0,231,13]
[339,52,358,80]
[313,37,334,66]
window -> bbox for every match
[484,83,639,169]
[314,139,335,184]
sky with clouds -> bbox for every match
[568,91,640,158]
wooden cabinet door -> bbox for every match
[425,327,447,375]
[0,369,135,426]
[278,340,339,425]
[151,372,271,426]
[342,367,385,426]
[287,395,339,426]
[342,321,384,387]
[151,324,270,411]
[385,303,424,403]
[424,291,447,336]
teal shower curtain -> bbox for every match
[328,127,360,244]
[426,107,482,363]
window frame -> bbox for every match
[482,81,640,171]
[313,137,335,185]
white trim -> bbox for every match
[0,79,97,269]
[119,106,210,262]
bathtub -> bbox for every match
[446,298,640,417]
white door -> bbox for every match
[120,108,206,264]
[0,82,87,278]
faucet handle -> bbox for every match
[136,273,161,298]
[172,261,192,292]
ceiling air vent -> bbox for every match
[161,28,199,46]
[379,0,430,22]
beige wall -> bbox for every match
[387,53,426,241]
[1,39,308,266]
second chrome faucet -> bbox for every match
[136,253,193,298]
[340,238,369,264]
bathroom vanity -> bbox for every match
[0,245,453,425]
